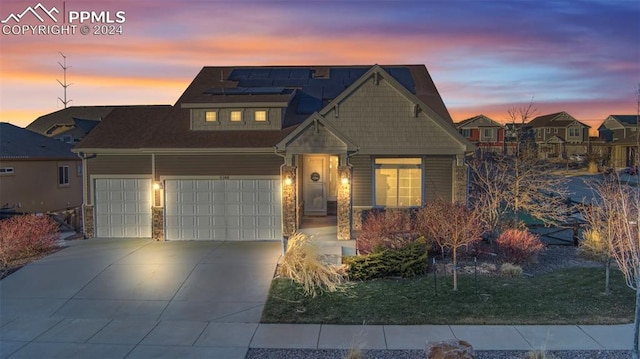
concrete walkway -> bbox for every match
[0,238,634,358]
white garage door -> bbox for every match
[94,178,152,238]
[164,179,281,240]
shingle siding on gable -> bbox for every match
[324,77,464,155]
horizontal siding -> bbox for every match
[350,154,372,207]
[156,154,282,179]
[425,156,453,202]
[86,154,152,205]
[87,155,152,175]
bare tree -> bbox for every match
[468,101,572,234]
[417,199,484,290]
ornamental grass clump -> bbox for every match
[500,262,523,278]
[277,232,346,297]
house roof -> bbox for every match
[76,65,459,151]
[73,118,100,133]
[26,106,116,135]
[456,114,503,129]
[74,106,173,150]
[0,122,77,159]
[528,111,591,128]
[175,65,453,125]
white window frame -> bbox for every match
[569,127,581,137]
[254,110,267,122]
[481,128,495,142]
[230,110,243,122]
[58,165,70,186]
[460,129,471,137]
[0,167,15,175]
[205,111,217,122]
[374,158,423,208]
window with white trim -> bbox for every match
[0,167,15,174]
[58,165,69,186]
[254,110,267,122]
[374,158,422,207]
[230,110,242,122]
[205,111,217,122]
[460,129,471,137]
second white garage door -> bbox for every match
[164,179,281,240]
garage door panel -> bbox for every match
[95,178,152,238]
[165,179,281,241]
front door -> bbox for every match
[303,155,328,215]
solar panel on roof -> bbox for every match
[273,79,309,87]
[204,87,287,95]
[237,79,274,87]
[228,69,252,80]
[297,93,322,114]
[248,69,271,79]
[385,67,416,94]
[302,81,325,98]
[269,69,291,79]
[289,69,311,79]
[323,83,345,99]
[329,68,350,80]
[349,68,368,79]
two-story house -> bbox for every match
[456,115,511,155]
[598,115,640,168]
[528,112,590,159]
[74,65,474,242]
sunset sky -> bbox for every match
[1,0,638,132]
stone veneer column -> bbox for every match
[281,166,297,237]
[337,166,352,240]
[83,204,94,238]
[453,164,468,204]
[152,207,164,241]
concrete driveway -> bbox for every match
[0,239,281,358]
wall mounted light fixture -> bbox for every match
[284,176,293,186]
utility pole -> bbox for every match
[57,52,72,108]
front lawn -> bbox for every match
[262,267,634,325]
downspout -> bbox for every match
[76,152,96,236]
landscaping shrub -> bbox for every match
[495,229,544,264]
[357,210,416,254]
[345,238,429,281]
[500,263,523,278]
[278,232,346,297]
[0,214,59,271]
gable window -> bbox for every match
[569,128,581,137]
[58,165,69,186]
[0,167,14,175]
[374,158,422,207]
[205,111,217,122]
[254,110,267,122]
[460,129,471,137]
[230,110,242,122]
[554,128,558,134]
[546,128,551,134]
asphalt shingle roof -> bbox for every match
[0,123,77,159]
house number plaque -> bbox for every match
[310,172,320,182]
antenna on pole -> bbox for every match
[57,51,72,108]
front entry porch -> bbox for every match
[298,215,356,263]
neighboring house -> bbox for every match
[0,123,82,213]
[598,115,640,168]
[528,111,590,159]
[74,65,474,241]
[27,106,114,144]
[456,115,510,155]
